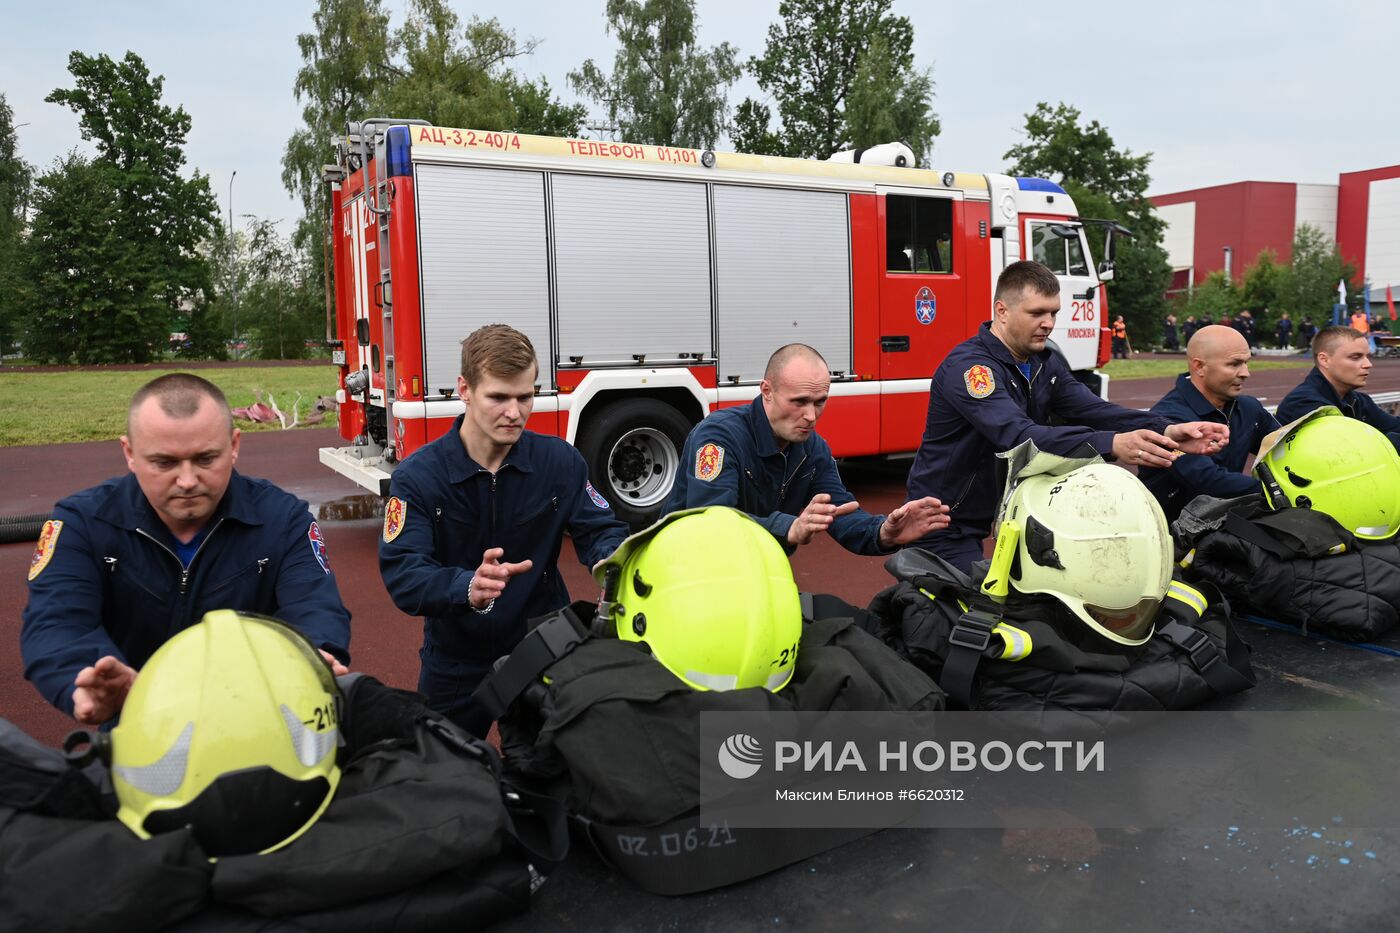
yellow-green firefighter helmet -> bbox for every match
[593,507,802,691]
[1255,409,1400,540]
[110,610,341,856]
[1002,463,1172,645]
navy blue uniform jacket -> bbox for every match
[1276,366,1400,450]
[662,396,887,554]
[21,472,352,717]
[1138,374,1279,521]
[906,322,1169,540]
[379,418,628,665]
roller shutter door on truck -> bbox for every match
[712,185,852,384]
[551,174,713,366]
[414,164,553,396]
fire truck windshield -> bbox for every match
[1031,223,1090,278]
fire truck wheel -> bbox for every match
[578,399,694,529]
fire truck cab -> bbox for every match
[320,121,1117,526]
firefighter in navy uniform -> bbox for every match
[20,374,352,727]
[475,506,944,894]
[871,454,1255,712]
[904,261,1229,571]
[379,324,628,738]
[664,343,951,554]
[1276,325,1400,451]
[2,610,556,929]
[1139,325,1280,522]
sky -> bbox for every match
[4,0,1396,231]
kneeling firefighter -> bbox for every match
[1175,407,1400,641]
[473,506,945,896]
[0,610,566,931]
[869,444,1255,711]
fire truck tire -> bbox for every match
[0,513,50,544]
[578,399,694,529]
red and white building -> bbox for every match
[1151,165,1400,298]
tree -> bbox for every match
[569,0,740,148]
[373,1,585,135]
[730,99,783,156]
[237,220,324,360]
[284,0,392,342]
[22,154,126,363]
[739,0,937,160]
[1177,270,1240,324]
[284,0,391,223]
[284,0,584,344]
[0,93,33,355]
[43,51,218,363]
[1004,102,1172,345]
[1237,248,1287,337]
[844,34,940,164]
[1287,223,1356,322]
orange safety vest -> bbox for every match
[1351,312,1370,334]
[1113,320,1127,339]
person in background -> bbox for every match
[1350,308,1375,353]
[1275,311,1293,350]
[1163,312,1180,351]
[1298,316,1318,350]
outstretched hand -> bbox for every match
[1167,420,1230,455]
[1112,428,1180,469]
[470,547,534,609]
[72,656,137,726]
[787,494,860,547]
[877,496,952,548]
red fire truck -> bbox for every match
[320,120,1123,525]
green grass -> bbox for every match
[1099,358,1310,381]
[0,366,340,446]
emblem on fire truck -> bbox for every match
[914,287,936,325]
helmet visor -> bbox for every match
[1085,598,1159,645]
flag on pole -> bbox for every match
[1339,279,1347,306]
[1388,285,1396,322]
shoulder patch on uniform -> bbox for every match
[585,481,609,509]
[29,520,63,582]
[963,364,996,399]
[383,496,407,543]
[308,521,331,574]
[695,442,725,482]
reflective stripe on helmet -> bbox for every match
[280,704,338,767]
[685,670,739,691]
[115,721,193,797]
